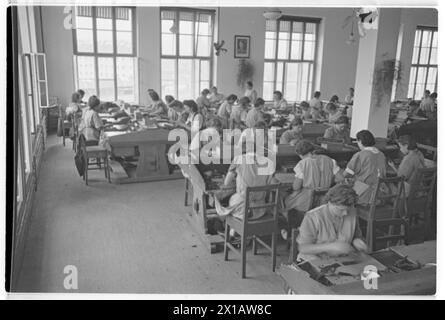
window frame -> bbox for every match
[408,25,438,99]
[159,7,216,99]
[263,15,321,102]
[72,6,138,102]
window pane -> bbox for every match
[265,38,276,59]
[411,46,419,64]
[276,62,284,91]
[291,23,303,60]
[162,17,176,33]
[432,31,438,47]
[413,29,422,47]
[98,57,114,100]
[97,30,113,53]
[196,15,212,36]
[426,67,437,91]
[429,47,437,65]
[263,62,275,82]
[99,80,115,101]
[303,40,315,60]
[200,60,210,81]
[421,30,432,47]
[263,82,274,101]
[179,35,193,56]
[419,46,430,64]
[116,9,132,31]
[196,36,211,57]
[116,57,135,102]
[162,34,176,55]
[284,63,298,102]
[76,16,92,29]
[77,56,96,96]
[161,59,176,98]
[179,17,193,34]
[117,31,133,54]
[96,17,112,30]
[178,59,193,100]
[277,32,290,59]
[408,66,417,98]
[76,29,94,52]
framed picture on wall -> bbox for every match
[234,35,250,58]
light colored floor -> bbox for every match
[15,134,287,294]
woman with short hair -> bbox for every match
[229,96,250,130]
[217,94,237,129]
[78,95,104,142]
[297,184,368,260]
[177,100,204,132]
[343,130,387,205]
[279,118,304,145]
[147,90,168,116]
[272,91,288,110]
[244,81,258,104]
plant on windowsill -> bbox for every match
[372,57,403,107]
[236,59,255,89]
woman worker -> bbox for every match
[343,130,387,205]
[282,140,342,239]
[78,95,104,142]
[279,118,304,145]
[388,135,426,196]
[229,96,250,130]
[323,115,352,144]
[297,184,368,260]
[217,94,237,129]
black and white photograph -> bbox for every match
[1,0,442,301]
[234,35,250,58]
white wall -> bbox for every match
[217,7,360,100]
[41,6,74,107]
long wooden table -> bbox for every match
[277,241,436,295]
[104,128,183,184]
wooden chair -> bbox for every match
[58,105,72,147]
[71,113,80,153]
[79,135,111,185]
[288,188,329,263]
[417,144,437,162]
[356,176,407,252]
[223,184,281,279]
[405,167,437,241]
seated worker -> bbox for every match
[283,140,342,236]
[419,92,437,120]
[325,102,343,124]
[167,100,185,122]
[244,81,258,105]
[176,100,204,132]
[329,95,340,105]
[77,89,86,104]
[215,141,278,221]
[189,117,224,161]
[196,89,211,116]
[146,90,168,116]
[323,115,352,144]
[66,91,83,121]
[344,87,354,105]
[78,95,104,142]
[309,91,322,110]
[297,184,368,260]
[272,91,288,110]
[217,94,237,129]
[229,96,250,130]
[299,101,312,121]
[165,95,176,107]
[245,97,265,128]
[280,118,304,145]
[343,130,387,205]
[208,86,225,108]
[388,135,426,196]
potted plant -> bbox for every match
[236,59,255,89]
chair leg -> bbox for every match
[241,233,247,279]
[367,220,374,252]
[85,156,89,186]
[252,236,257,255]
[272,232,277,272]
[224,223,230,261]
[97,158,101,168]
[106,156,111,183]
[184,179,189,206]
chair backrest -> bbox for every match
[58,105,67,119]
[417,143,437,161]
[368,176,405,220]
[316,137,345,144]
[406,167,436,213]
[243,184,281,230]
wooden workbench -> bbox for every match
[104,128,183,184]
[277,241,436,295]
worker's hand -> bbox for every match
[327,241,355,256]
[352,238,369,252]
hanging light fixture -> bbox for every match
[263,7,282,20]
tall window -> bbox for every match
[263,17,320,102]
[73,6,137,102]
[408,26,437,100]
[161,8,215,100]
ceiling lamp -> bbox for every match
[263,8,282,20]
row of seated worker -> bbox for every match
[411,90,438,121]
[212,129,428,258]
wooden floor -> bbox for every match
[15,134,286,294]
